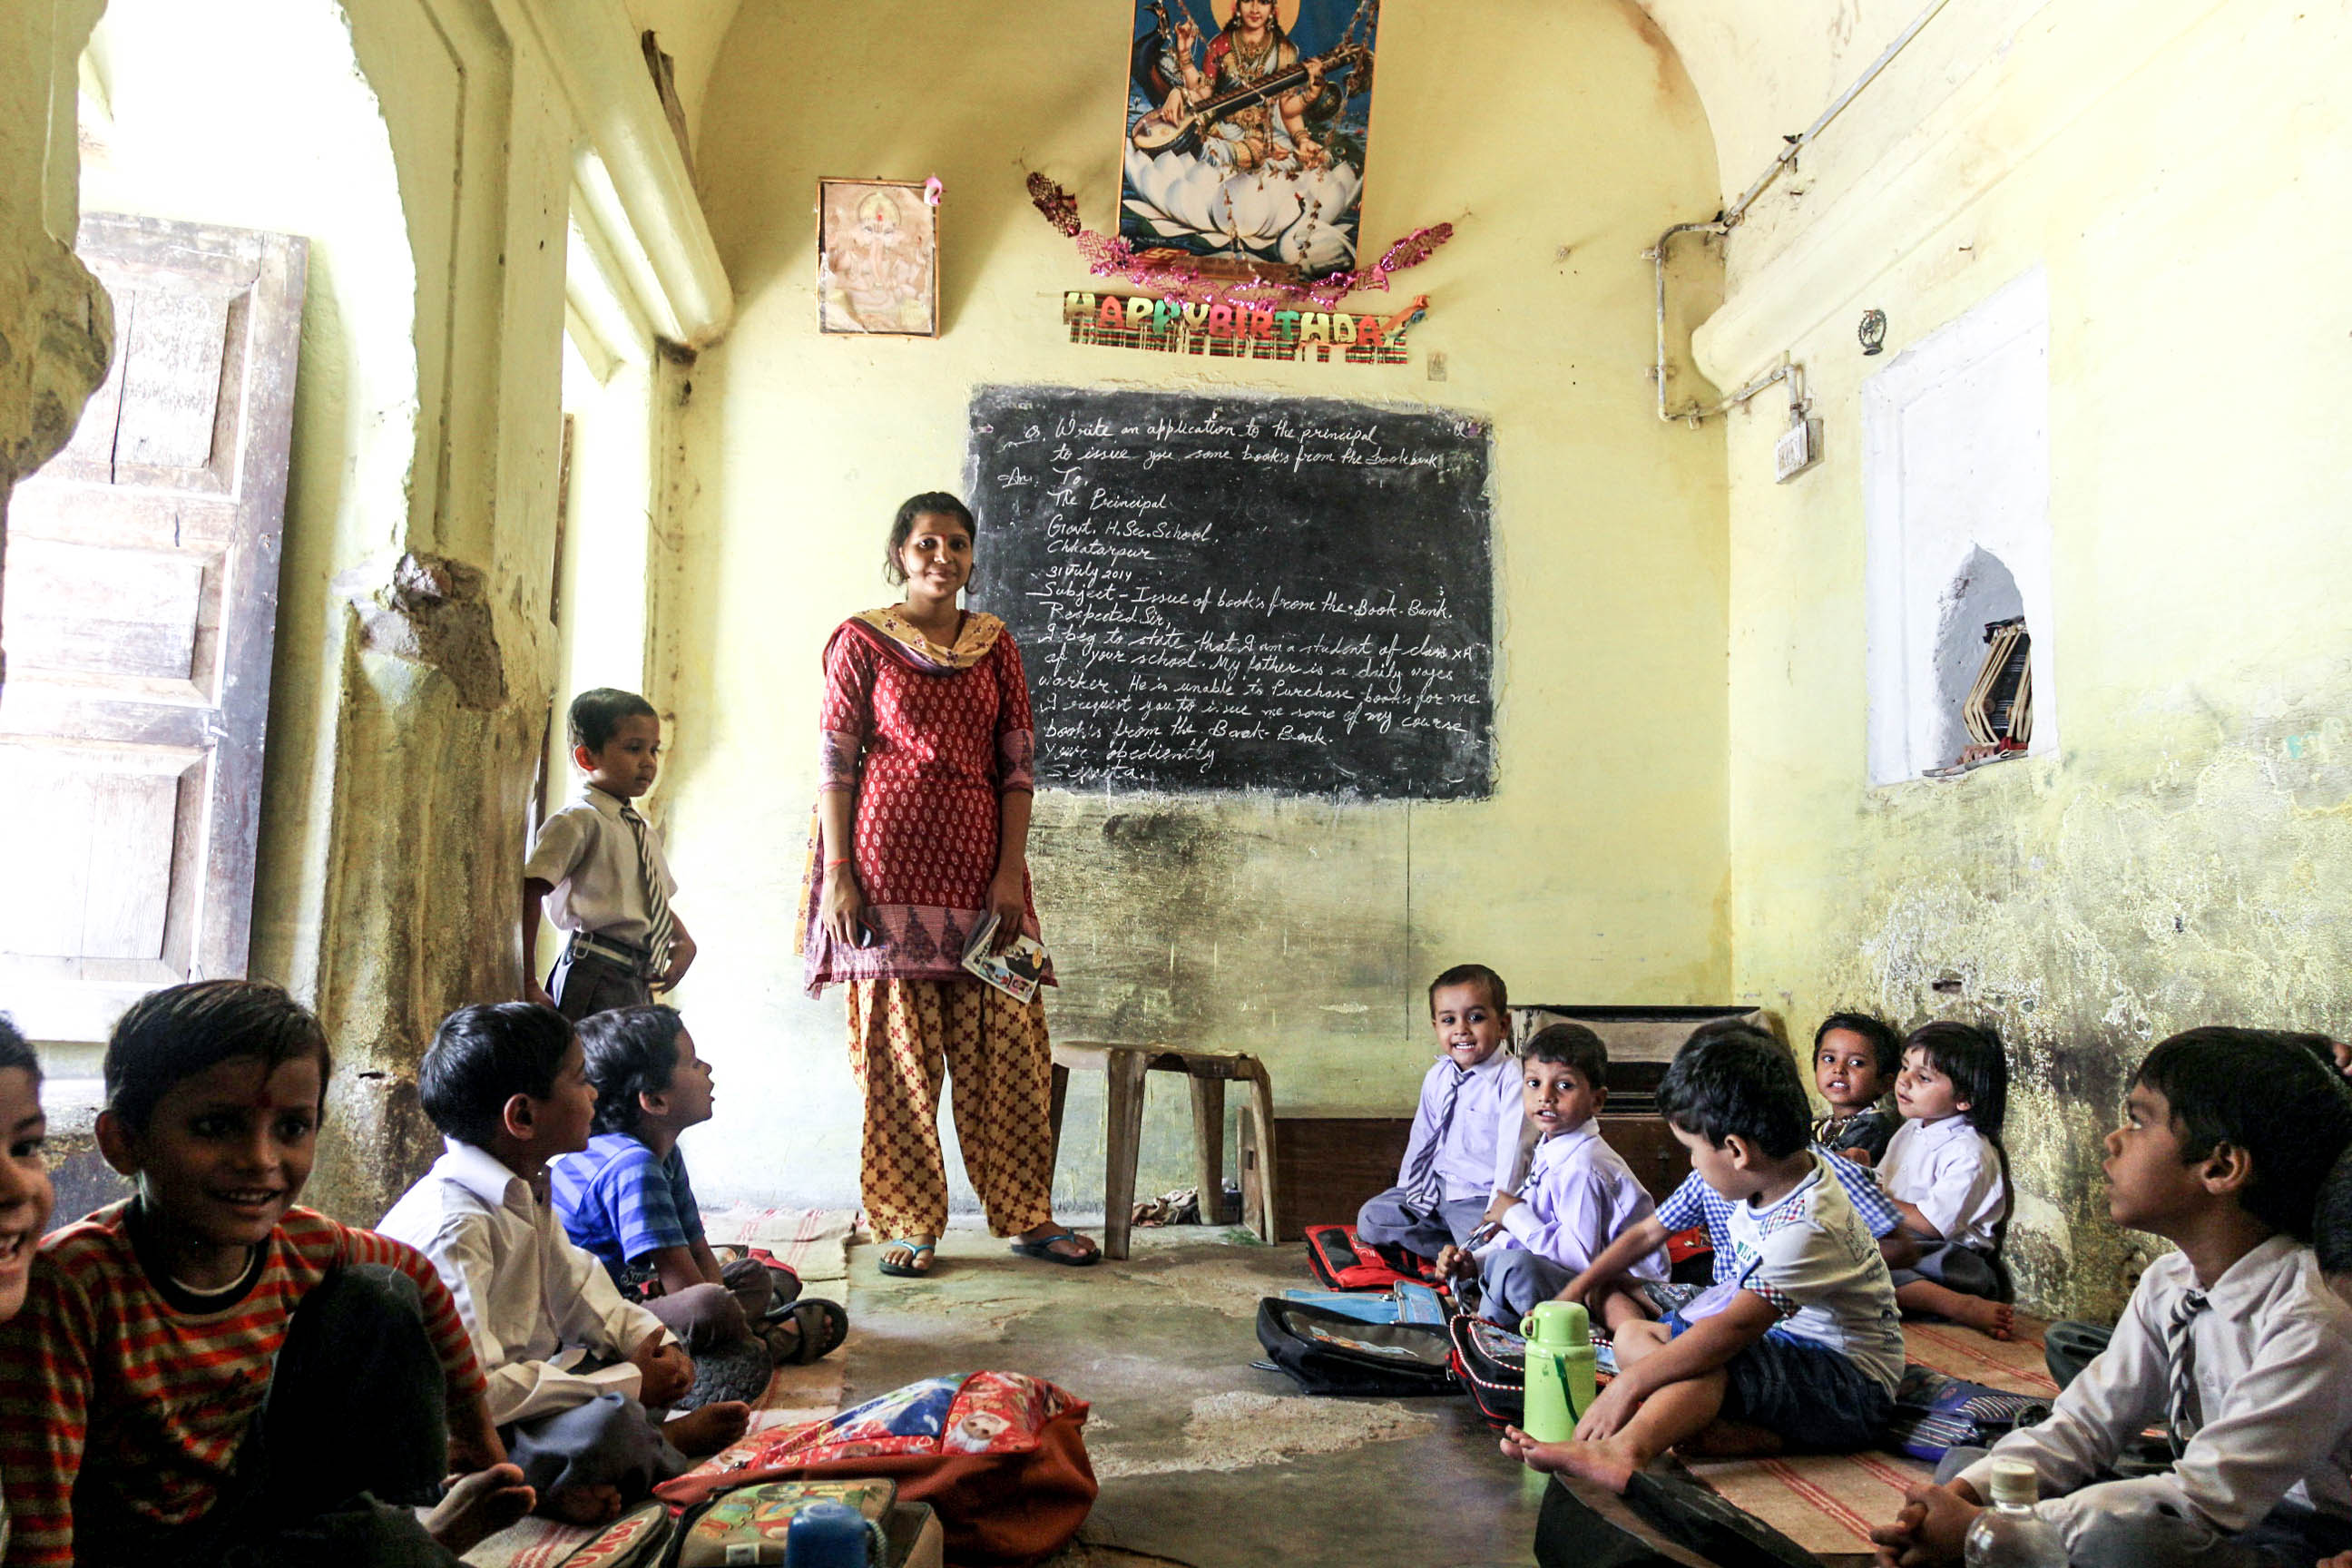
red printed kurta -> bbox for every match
[801,612,1044,994]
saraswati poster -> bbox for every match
[1122,0,1381,282]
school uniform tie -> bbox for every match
[2165,1286,2210,1456]
[1404,1063,1471,1206]
[618,801,675,980]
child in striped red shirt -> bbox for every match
[0,981,533,1568]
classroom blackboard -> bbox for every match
[964,385,1494,799]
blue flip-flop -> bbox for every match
[1009,1229,1100,1267]
[877,1238,936,1278]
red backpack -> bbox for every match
[1302,1224,1426,1291]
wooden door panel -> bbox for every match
[0,212,304,1041]
[3,538,207,681]
[115,287,230,473]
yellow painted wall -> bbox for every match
[661,0,1731,1210]
[1700,0,2352,1314]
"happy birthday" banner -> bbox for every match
[1062,289,1424,365]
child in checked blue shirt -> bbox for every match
[552,1005,845,1367]
[1570,1020,1913,1334]
[1515,1028,1906,1487]
[1355,964,1521,1264]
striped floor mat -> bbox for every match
[1682,1316,2055,1553]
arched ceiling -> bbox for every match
[639,1,1963,219]
[1638,0,1970,211]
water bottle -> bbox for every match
[1518,1299,1599,1444]
[782,1500,883,1568]
[1962,1459,2066,1568]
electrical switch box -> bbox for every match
[1775,416,1823,483]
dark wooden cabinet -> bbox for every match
[1266,1111,1692,1242]
[1599,1115,1692,1205]
[1268,1115,1415,1241]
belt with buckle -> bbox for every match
[568,931,656,979]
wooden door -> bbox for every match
[0,213,306,1042]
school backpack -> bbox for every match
[1279,1280,1449,1326]
[1449,1312,1533,1431]
[1881,1367,2053,1462]
[1252,1297,1460,1397]
[1302,1223,1422,1290]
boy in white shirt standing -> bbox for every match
[1510,1028,1907,1487]
[1356,964,1522,1266]
[1873,1029,2352,1568]
[524,689,697,1021]
[1435,1023,1664,1322]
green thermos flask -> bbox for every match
[1519,1299,1599,1443]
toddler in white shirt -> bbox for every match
[1874,1028,2352,1568]
[1878,1020,2013,1338]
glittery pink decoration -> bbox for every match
[1028,174,1452,310]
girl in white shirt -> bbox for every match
[1879,1021,2014,1338]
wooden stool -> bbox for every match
[1046,1042,1278,1260]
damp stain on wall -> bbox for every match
[1755,707,2352,1318]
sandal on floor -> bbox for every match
[1008,1229,1100,1267]
[767,1298,849,1365]
[877,1238,936,1279]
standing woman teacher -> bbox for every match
[800,492,1098,1277]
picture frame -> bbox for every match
[817,178,938,337]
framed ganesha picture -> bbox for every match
[818,178,938,337]
[1120,0,1383,283]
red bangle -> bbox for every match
[825,856,852,867]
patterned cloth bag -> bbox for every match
[657,1371,1094,1568]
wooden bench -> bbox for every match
[1046,1042,1278,1261]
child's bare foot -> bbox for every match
[1951,1298,2015,1339]
[665,1399,751,1456]
[540,1481,623,1526]
[426,1463,534,1553]
[1500,1426,1645,1494]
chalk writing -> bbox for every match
[966,387,1494,799]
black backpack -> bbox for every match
[1252,1297,1460,1396]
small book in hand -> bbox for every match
[960,914,1049,1004]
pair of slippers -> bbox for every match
[762,1296,849,1364]
[877,1230,1100,1278]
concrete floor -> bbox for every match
[842,1222,1553,1568]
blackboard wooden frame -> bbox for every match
[964,384,1494,800]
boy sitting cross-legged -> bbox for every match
[552,1005,846,1370]
[1509,1027,1906,1489]
[1875,1029,2352,1568]
[0,981,532,1568]
[1567,1020,1916,1338]
[1356,964,1523,1267]
[1433,1024,1664,1323]
[379,1003,750,1529]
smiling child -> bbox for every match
[0,981,529,1567]
[1355,964,1524,1266]
[1812,1012,1902,1167]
